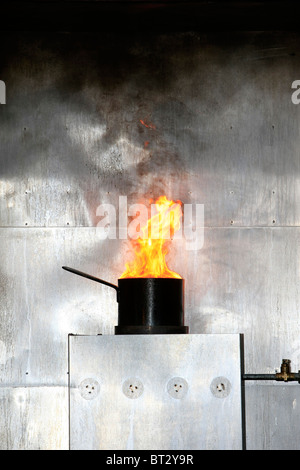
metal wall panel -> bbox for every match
[0,387,68,450]
[0,228,120,449]
[245,384,300,450]
[0,32,300,228]
[0,31,300,449]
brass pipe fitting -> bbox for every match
[275,359,298,382]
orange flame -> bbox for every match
[120,196,182,279]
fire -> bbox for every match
[120,196,182,279]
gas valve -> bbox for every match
[275,359,300,382]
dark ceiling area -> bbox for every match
[1,1,300,32]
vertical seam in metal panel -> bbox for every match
[68,334,71,451]
[239,333,247,450]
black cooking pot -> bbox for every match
[62,266,188,335]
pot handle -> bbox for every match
[62,266,119,300]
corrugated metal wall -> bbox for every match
[0,30,300,449]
